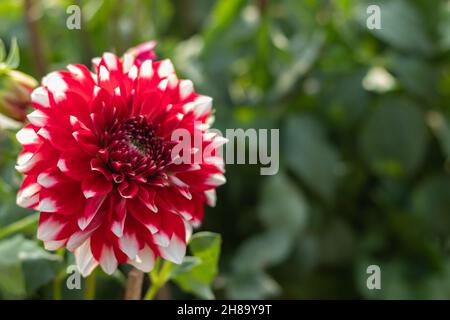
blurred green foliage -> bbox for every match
[0,0,450,299]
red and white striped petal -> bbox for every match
[78,195,107,230]
[74,239,99,277]
[127,199,160,234]
[99,245,118,275]
[110,196,127,237]
[16,126,39,146]
[118,231,140,260]
[31,87,50,108]
[129,245,156,272]
[82,173,112,199]
[159,234,186,264]
[58,148,92,181]
[17,175,41,208]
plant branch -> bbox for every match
[0,212,39,240]
[24,0,47,77]
[124,268,144,300]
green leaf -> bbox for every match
[170,256,202,278]
[258,171,308,235]
[203,0,246,48]
[316,220,355,265]
[355,0,433,55]
[355,257,450,299]
[94,270,128,300]
[360,98,428,177]
[150,0,174,36]
[5,37,19,69]
[273,33,324,98]
[322,70,369,127]
[226,270,280,299]
[0,235,61,298]
[426,111,450,161]
[231,229,294,273]
[21,242,61,293]
[172,232,221,299]
[413,175,450,236]
[439,6,450,51]
[0,236,26,298]
[188,232,221,282]
[284,115,342,201]
[389,55,437,99]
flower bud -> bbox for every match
[125,41,157,66]
[0,69,38,122]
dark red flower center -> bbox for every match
[105,116,173,179]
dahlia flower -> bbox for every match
[15,43,226,276]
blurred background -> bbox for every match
[0,0,450,299]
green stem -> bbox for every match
[52,249,65,300]
[144,280,159,300]
[52,275,63,300]
[84,271,97,300]
[144,259,173,300]
[0,212,39,240]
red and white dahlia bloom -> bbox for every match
[15,44,226,276]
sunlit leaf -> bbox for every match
[172,232,221,299]
[203,0,246,51]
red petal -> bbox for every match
[82,172,113,198]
